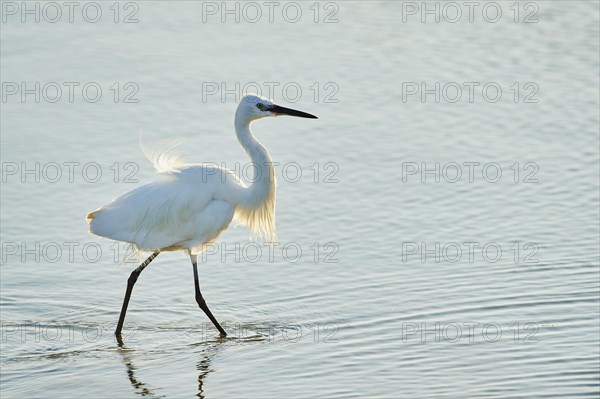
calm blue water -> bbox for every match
[1,1,599,398]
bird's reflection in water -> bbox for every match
[117,325,273,398]
[194,330,269,398]
[117,335,226,398]
[194,335,225,399]
[118,344,163,398]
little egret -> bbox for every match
[86,94,317,339]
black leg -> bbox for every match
[192,258,227,336]
[115,250,160,339]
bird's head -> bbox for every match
[236,94,318,123]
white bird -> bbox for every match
[86,94,317,339]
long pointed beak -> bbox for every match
[268,104,318,119]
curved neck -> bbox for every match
[234,116,275,207]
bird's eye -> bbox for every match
[256,103,265,110]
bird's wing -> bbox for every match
[87,165,240,251]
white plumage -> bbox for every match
[87,94,316,256]
[88,166,238,254]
